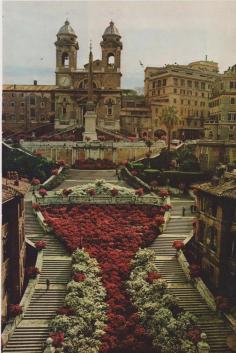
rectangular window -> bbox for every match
[41,102,45,108]
[174,88,177,94]
[11,102,15,107]
[30,108,35,117]
[195,81,199,89]
[231,97,235,104]
[30,96,36,105]
[162,79,166,86]
[180,79,185,87]
[174,78,178,86]
[187,80,192,88]
[21,102,25,107]
[202,92,205,97]
[157,80,161,87]
[201,82,205,90]
[173,98,177,104]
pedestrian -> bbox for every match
[190,205,194,214]
[182,207,186,217]
[46,279,50,290]
[115,168,118,176]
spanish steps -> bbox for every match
[3,169,234,353]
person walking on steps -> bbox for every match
[46,279,50,290]
[182,207,186,217]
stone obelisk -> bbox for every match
[83,41,97,141]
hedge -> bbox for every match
[141,169,207,186]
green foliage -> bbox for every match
[43,168,69,190]
[2,147,54,182]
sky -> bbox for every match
[2,0,236,89]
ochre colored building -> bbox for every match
[144,60,219,139]
[205,64,236,140]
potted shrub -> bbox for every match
[39,188,48,198]
[9,304,23,317]
[35,240,47,251]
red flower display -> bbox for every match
[56,306,75,316]
[110,188,119,197]
[63,188,72,196]
[85,136,91,142]
[145,151,151,158]
[57,160,65,166]
[9,304,23,317]
[32,203,40,211]
[35,240,47,250]
[42,204,164,352]
[31,178,41,186]
[38,188,48,197]
[51,169,59,176]
[146,271,162,284]
[26,266,40,279]
[172,240,185,251]
[159,189,169,199]
[189,264,201,278]
[87,188,96,196]
[163,204,172,211]
[49,332,64,348]
[135,188,144,197]
[73,272,86,282]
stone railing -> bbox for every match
[1,249,43,347]
[35,194,162,206]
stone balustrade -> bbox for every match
[35,194,162,206]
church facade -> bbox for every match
[2,20,123,134]
[54,20,123,131]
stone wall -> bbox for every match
[21,140,165,165]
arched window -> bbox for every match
[105,98,115,116]
[78,79,97,89]
[107,53,115,66]
[206,226,217,251]
[62,52,69,67]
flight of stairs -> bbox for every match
[151,198,233,353]
[3,201,71,353]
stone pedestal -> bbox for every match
[83,110,97,141]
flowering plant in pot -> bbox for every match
[38,188,48,197]
[62,188,72,197]
[189,264,201,278]
[57,160,65,166]
[35,240,47,251]
[87,188,96,196]
[131,170,138,176]
[32,203,40,211]
[135,188,144,197]
[34,151,43,157]
[51,169,59,176]
[31,178,41,186]
[49,332,65,348]
[163,204,172,211]
[110,188,119,197]
[172,240,185,251]
[26,266,40,279]
[9,304,23,317]
[159,189,169,199]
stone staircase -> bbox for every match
[151,199,233,353]
[3,201,71,353]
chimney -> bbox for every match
[34,80,37,86]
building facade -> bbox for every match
[2,83,55,134]
[120,93,152,137]
[2,20,123,135]
[54,20,122,131]
[193,175,236,300]
[205,64,236,140]
[144,60,219,139]
[2,185,26,325]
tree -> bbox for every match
[159,106,179,150]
